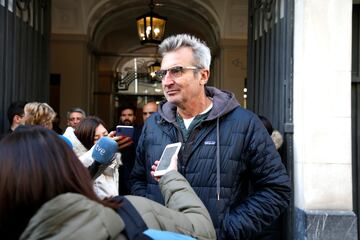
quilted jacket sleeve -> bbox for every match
[222,115,291,239]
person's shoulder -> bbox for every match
[125,195,161,214]
[143,113,163,128]
[22,193,123,239]
[226,106,256,121]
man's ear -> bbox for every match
[13,115,22,124]
[199,69,210,85]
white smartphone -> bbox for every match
[153,142,182,177]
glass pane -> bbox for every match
[137,19,145,40]
[145,16,152,39]
[152,17,166,40]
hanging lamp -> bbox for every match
[136,0,167,45]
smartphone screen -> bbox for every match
[116,125,134,138]
[157,146,179,170]
[154,142,181,176]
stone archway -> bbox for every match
[50,0,248,128]
[86,0,222,126]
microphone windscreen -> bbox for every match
[92,137,118,164]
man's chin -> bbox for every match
[165,95,181,104]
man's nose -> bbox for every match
[162,73,175,86]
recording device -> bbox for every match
[116,125,134,138]
[88,137,118,179]
[153,142,182,177]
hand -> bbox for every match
[150,160,161,182]
[150,155,178,182]
[108,131,133,150]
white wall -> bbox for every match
[293,0,353,210]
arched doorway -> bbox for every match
[87,0,221,127]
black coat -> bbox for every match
[118,125,142,195]
[130,87,291,239]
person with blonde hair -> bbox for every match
[23,102,56,129]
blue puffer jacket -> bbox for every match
[130,87,291,239]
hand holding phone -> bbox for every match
[153,142,182,177]
[108,130,133,150]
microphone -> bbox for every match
[92,137,118,164]
[88,137,118,179]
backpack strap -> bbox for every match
[113,195,152,240]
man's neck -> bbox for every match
[177,96,212,119]
[10,124,18,131]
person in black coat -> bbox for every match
[117,106,142,195]
[130,34,291,239]
[6,100,27,133]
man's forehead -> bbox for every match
[144,105,157,111]
[161,47,194,68]
[121,109,134,115]
[70,112,83,118]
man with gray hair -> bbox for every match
[130,34,291,239]
[63,107,86,144]
[66,107,86,128]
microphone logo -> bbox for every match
[94,143,106,156]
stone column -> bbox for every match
[293,0,356,238]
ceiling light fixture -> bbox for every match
[136,0,167,45]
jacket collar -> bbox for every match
[158,86,240,122]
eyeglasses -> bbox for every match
[155,66,201,81]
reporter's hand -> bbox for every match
[150,160,160,182]
[108,131,133,150]
[150,156,178,182]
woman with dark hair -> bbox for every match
[74,116,108,150]
[0,126,215,240]
[70,116,131,198]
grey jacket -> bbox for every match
[20,171,216,240]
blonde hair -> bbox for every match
[24,102,56,129]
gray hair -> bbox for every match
[158,34,211,69]
[67,107,86,120]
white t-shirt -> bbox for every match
[182,102,213,129]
